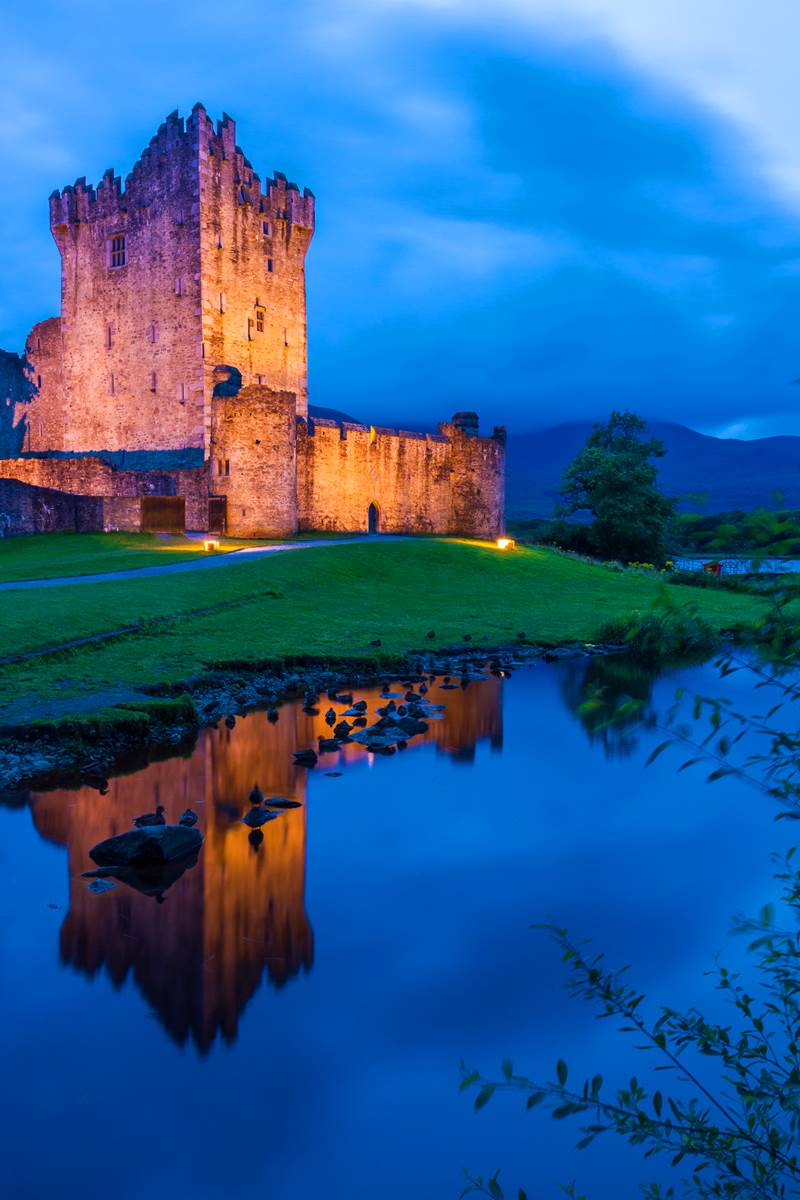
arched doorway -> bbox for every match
[368,502,380,534]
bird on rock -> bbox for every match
[249,784,265,805]
[132,805,166,828]
[324,708,337,726]
[179,808,198,827]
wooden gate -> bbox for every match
[208,496,227,535]
[141,496,185,534]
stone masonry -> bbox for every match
[0,107,505,539]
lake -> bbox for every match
[0,656,790,1199]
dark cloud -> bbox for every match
[2,2,799,434]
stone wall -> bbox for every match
[22,319,64,452]
[0,478,102,536]
[209,385,297,537]
[297,419,453,533]
[0,457,209,531]
[440,413,506,538]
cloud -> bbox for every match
[2,0,800,436]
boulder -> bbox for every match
[242,806,279,828]
[90,824,203,867]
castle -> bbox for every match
[0,106,505,539]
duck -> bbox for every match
[249,784,265,805]
[179,808,198,827]
[132,805,166,828]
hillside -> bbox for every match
[505,421,800,517]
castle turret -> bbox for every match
[38,106,314,458]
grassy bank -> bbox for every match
[0,537,766,725]
[0,529,349,583]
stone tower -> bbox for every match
[41,105,314,455]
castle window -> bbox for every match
[146,322,159,344]
[225,459,230,476]
[256,308,265,333]
[175,276,185,296]
[267,258,274,273]
[109,373,115,396]
[177,381,187,402]
[255,374,263,385]
[262,221,271,236]
[150,372,157,393]
[109,234,127,268]
[219,292,226,313]
[176,209,185,226]
[37,374,42,388]
[247,318,254,341]
[105,322,114,350]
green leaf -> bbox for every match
[557,1059,568,1085]
[653,1091,663,1117]
[475,1085,495,1111]
[488,1178,504,1200]
[526,1092,544,1110]
[459,1071,479,1093]
[645,740,672,767]
[502,1058,513,1080]
[518,1191,528,1200]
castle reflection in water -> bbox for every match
[21,676,503,1052]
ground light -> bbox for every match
[496,537,515,550]
[203,539,221,552]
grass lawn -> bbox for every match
[0,537,768,723]
[0,530,351,583]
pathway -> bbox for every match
[0,535,409,591]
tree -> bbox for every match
[560,411,674,563]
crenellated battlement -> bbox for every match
[49,105,314,234]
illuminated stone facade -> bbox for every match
[0,107,506,539]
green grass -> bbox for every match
[0,530,350,583]
[0,538,767,723]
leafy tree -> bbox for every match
[560,411,675,563]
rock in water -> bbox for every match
[293,748,318,766]
[242,806,279,828]
[266,798,303,809]
[90,824,203,867]
[87,878,117,894]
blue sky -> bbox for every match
[3,0,800,436]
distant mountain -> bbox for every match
[506,421,800,518]
[308,404,358,423]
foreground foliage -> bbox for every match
[461,591,800,1198]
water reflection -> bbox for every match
[560,654,658,758]
[8,675,504,1052]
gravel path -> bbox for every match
[0,535,409,591]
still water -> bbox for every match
[0,658,791,1199]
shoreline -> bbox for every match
[0,641,616,792]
